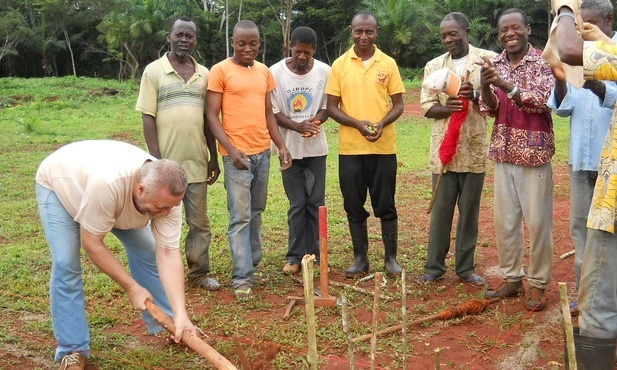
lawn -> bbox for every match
[0,76,574,369]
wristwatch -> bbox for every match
[507,85,519,99]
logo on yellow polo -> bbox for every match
[288,92,313,113]
[377,71,388,84]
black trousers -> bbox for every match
[338,154,397,223]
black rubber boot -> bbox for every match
[345,220,369,278]
[565,327,617,370]
[382,219,402,277]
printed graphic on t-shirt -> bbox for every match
[376,70,388,84]
[287,91,313,113]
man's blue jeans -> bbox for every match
[222,151,270,289]
[569,167,597,290]
[578,227,617,339]
[281,155,326,265]
[36,184,172,360]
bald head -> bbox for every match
[233,20,259,37]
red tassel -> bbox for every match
[439,99,469,166]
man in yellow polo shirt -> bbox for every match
[326,11,406,278]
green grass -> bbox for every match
[0,77,571,369]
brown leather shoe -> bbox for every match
[525,286,546,311]
[484,281,524,299]
[59,352,86,370]
[282,263,300,274]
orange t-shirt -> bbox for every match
[207,58,276,155]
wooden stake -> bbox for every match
[402,269,408,370]
[340,296,355,370]
[559,282,577,370]
[330,281,394,301]
[427,166,445,214]
[370,272,381,370]
[434,348,441,370]
[302,255,318,370]
[319,206,330,298]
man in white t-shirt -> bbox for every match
[270,26,330,274]
[35,140,195,370]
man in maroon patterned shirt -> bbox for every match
[478,8,556,312]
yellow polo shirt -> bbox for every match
[326,46,405,155]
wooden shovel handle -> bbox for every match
[145,300,238,370]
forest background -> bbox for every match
[1,0,607,80]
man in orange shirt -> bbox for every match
[207,20,291,300]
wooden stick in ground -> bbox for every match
[370,272,381,370]
[340,296,355,370]
[302,255,318,370]
[330,280,394,301]
[145,300,238,370]
[427,166,445,214]
[559,282,577,370]
[401,269,408,370]
[318,206,330,297]
[560,250,575,260]
[353,298,499,343]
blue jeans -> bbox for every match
[569,167,597,290]
[281,156,326,265]
[184,181,213,286]
[36,184,172,360]
[578,227,617,339]
[222,151,270,289]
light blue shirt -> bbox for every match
[548,32,617,171]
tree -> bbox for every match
[0,8,27,63]
[364,0,441,67]
[98,0,170,79]
[294,0,363,64]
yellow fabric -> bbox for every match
[583,41,617,233]
[207,58,276,156]
[326,46,405,155]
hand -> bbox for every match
[445,96,465,112]
[356,120,378,138]
[229,148,250,170]
[476,56,500,87]
[171,313,195,344]
[127,284,154,311]
[457,80,474,100]
[278,147,292,171]
[581,22,614,43]
[299,117,321,138]
[364,123,383,142]
[207,159,220,185]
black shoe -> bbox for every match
[484,281,524,299]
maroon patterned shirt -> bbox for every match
[480,45,555,167]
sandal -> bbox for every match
[199,277,222,291]
[416,273,444,285]
[458,273,487,288]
